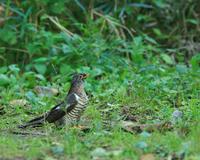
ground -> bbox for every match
[0,67,199,160]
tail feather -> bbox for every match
[18,114,47,129]
[18,102,66,129]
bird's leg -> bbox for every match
[72,125,86,130]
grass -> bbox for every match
[0,65,199,160]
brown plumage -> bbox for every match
[19,73,89,128]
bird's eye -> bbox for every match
[80,73,88,79]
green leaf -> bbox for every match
[186,19,198,25]
[176,64,188,74]
[140,131,151,138]
[50,1,65,14]
[0,66,8,74]
[161,54,173,65]
[26,43,41,54]
[144,35,157,44]
[34,57,48,63]
[23,72,37,88]
[60,64,72,74]
[9,64,20,74]
[0,47,5,53]
[25,91,37,103]
[34,64,47,75]
[0,74,10,86]
[133,36,143,46]
[153,28,162,36]
[190,54,200,71]
[0,27,17,45]
[35,74,46,81]
[62,44,72,54]
[135,141,148,150]
[51,146,64,155]
[91,148,108,157]
[74,0,86,12]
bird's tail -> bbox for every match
[18,114,47,129]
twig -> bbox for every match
[47,15,74,37]
[0,129,47,136]
[1,47,29,54]
[10,130,47,136]
[92,10,135,38]
[0,2,24,17]
[120,120,172,134]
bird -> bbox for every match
[18,73,89,128]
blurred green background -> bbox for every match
[0,0,199,76]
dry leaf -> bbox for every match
[91,147,108,157]
[0,5,4,15]
[120,120,172,133]
[121,105,138,122]
[140,154,155,160]
[0,106,5,115]
[34,86,59,97]
[9,99,28,106]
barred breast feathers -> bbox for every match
[66,93,88,121]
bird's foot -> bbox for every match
[72,125,90,132]
[73,125,85,130]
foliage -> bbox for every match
[0,0,199,72]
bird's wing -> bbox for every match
[18,94,80,128]
[45,93,79,122]
[65,93,79,112]
[45,102,66,123]
[19,102,66,128]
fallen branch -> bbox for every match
[10,130,47,136]
[0,129,47,136]
[120,120,172,133]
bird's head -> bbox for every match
[72,73,88,83]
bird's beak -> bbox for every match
[82,73,89,79]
